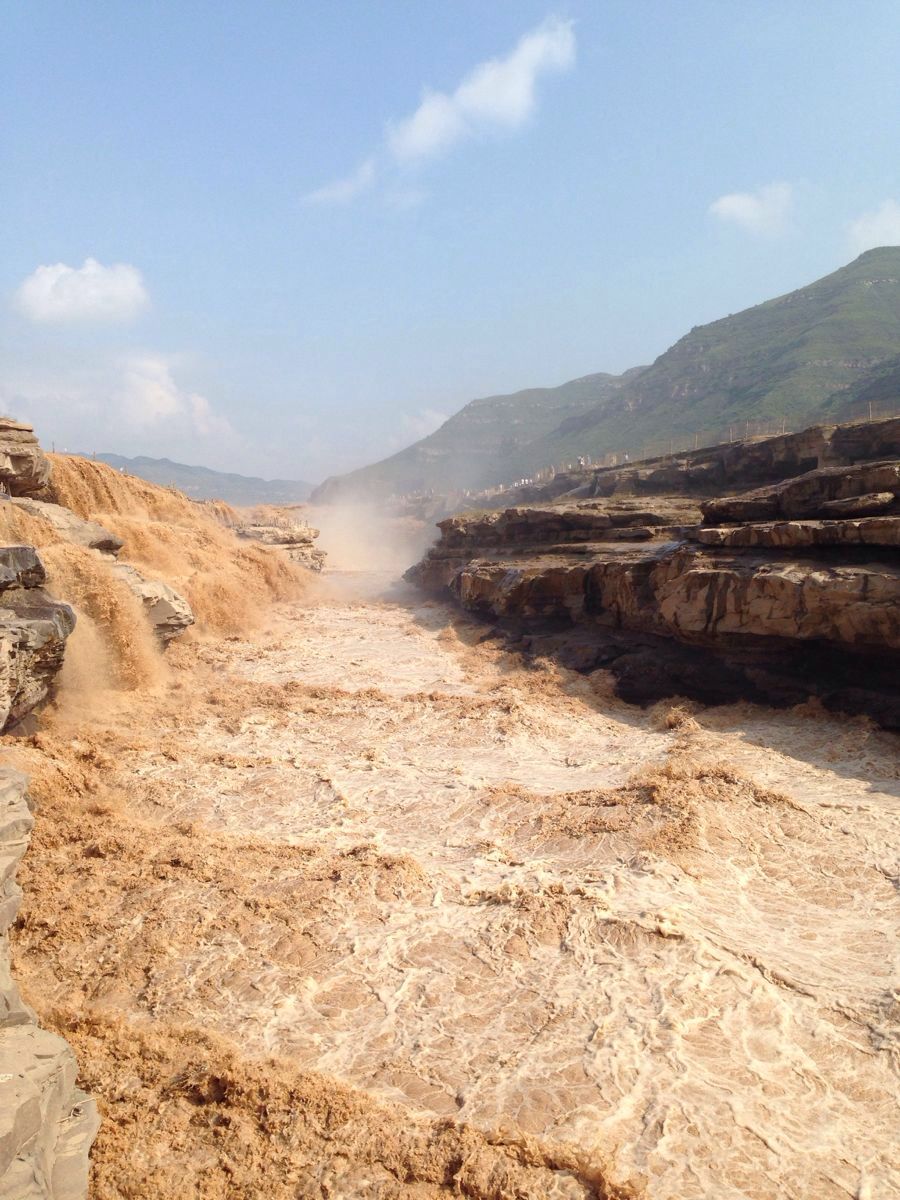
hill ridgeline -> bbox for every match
[312,247,900,504]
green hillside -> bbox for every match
[313,248,900,502]
[312,371,640,501]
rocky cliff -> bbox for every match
[0,548,75,734]
[408,416,900,726]
[0,420,52,498]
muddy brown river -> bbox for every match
[10,571,900,1198]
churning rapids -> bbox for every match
[9,569,900,1199]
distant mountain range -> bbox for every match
[312,247,900,503]
[94,454,312,506]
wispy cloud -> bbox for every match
[13,257,149,322]
[388,17,575,162]
[0,350,234,463]
[709,182,793,236]
[303,157,376,205]
[303,16,575,206]
[847,198,900,255]
[118,354,233,437]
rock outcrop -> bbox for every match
[408,418,900,726]
[475,415,900,511]
[0,769,99,1199]
[10,500,124,556]
[702,460,900,523]
[0,549,75,732]
[109,562,195,646]
[235,520,326,572]
[0,421,51,498]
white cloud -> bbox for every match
[14,257,149,322]
[303,17,575,206]
[709,182,793,236]
[0,350,235,464]
[118,354,233,437]
[847,199,900,255]
[388,17,575,162]
[303,157,377,205]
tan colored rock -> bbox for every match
[694,516,900,549]
[235,521,326,571]
[0,419,51,497]
[819,491,896,517]
[652,549,900,651]
[108,562,194,645]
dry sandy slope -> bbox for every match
[5,573,900,1199]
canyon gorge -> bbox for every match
[0,415,898,1199]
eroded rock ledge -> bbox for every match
[0,548,75,734]
[235,518,326,572]
[408,419,900,726]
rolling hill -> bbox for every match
[93,454,312,506]
[312,247,900,503]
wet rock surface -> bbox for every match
[10,500,124,556]
[0,769,98,1200]
[108,562,195,646]
[408,419,900,725]
[0,549,75,732]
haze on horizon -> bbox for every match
[2,1,899,484]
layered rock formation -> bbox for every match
[235,519,326,572]
[108,563,195,645]
[0,420,51,498]
[0,548,75,733]
[0,769,99,1199]
[408,418,900,726]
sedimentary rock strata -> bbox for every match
[408,419,900,725]
[0,420,51,498]
[0,769,99,1200]
[702,459,900,522]
[109,562,195,646]
[480,414,900,510]
[235,520,326,571]
[0,548,75,732]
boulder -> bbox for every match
[109,562,194,646]
[10,499,123,556]
[0,420,51,498]
[0,548,75,731]
[0,769,98,1200]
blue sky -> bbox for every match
[3,1,899,481]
